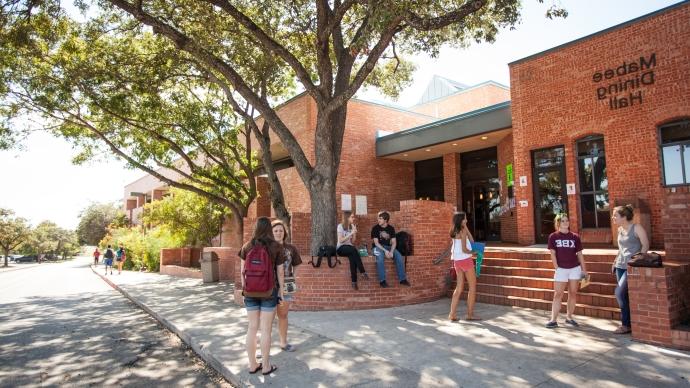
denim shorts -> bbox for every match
[244,289,278,312]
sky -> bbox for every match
[0,0,683,230]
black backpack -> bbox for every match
[395,231,413,256]
[310,245,340,268]
[104,249,114,259]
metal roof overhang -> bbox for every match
[376,101,512,159]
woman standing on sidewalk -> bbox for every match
[239,217,285,376]
[336,211,369,290]
[545,213,588,328]
[448,212,480,321]
[272,219,302,353]
[116,247,125,275]
[611,205,649,335]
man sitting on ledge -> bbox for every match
[371,211,411,288]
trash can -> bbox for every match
[200,251,219,283]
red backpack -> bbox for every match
[243,243,275,298]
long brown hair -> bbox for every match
[449,212,467,238]
[342,211,353,230]
[252,217,274,244]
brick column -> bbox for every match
[443,153,461,209]
[256,176,271,217]
[628,262,690,350]
[662,187,690,260]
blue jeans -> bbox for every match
[615,268,630,327]
[373,245,407,283]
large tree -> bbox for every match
[97,0,565,253]
[0,208,31,267]
[0,3,286,242]
[76,202,123,245]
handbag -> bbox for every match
[283,276,297,294]
[628,252,663,268]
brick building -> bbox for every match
[126,2,690,343]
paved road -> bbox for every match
[0,257,232,387]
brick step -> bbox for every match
[482,258,612,272]
[477,274,616,295]
[481,266,617,283]
[484,249,616,262]
[472,283,619,309]
[464,292,621,321]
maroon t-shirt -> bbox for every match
[547,231,583,269]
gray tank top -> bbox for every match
[615,224,642,269]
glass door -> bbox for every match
[532,147,567,244]
[462,178,501,241]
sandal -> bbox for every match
[465,316,482,321]
[281,344,296,352]
[262,364,278,375]
[613,326,631,334]
[249,363,262,374]
[448,315,459,322]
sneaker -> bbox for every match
[565,318,579,327]
[380,280,389,288]
[352,282,358,290]
[545,321,558,329]
[400,280,411,287]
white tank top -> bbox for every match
[451,237,473,261]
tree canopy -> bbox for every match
[142,187,225,247]
[2,0,565,253]
[0,208,31,266]
[76,202,124,245]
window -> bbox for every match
[660,119,690,186]
[576,136,610,228]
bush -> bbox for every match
[100,226,184,272]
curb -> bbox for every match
[89,265,244,387]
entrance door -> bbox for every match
[532,147,567,244]
[462,179,501,241]
[461,147,500,242]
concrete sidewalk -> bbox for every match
[91,262,690,387]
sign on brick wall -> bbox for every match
[593,53,656,110]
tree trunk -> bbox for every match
[3,248,8,267]
[307,107,346,255]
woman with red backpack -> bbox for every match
[238,217,285,376]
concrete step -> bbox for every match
[480,266,617,283]
[466,292,622,321]
[484,249,617,262]
[476,274,617,295]
[472,283,619,309]
[482,258,613,272]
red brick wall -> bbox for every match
[237,201,455,310]
[628,262,690,350]
[509,3,690,246]
[411,83,510,119]
[443,153,461,209]
[662,187,690,260]
[497,134,518,243]
[160,265,202,279]
[159,247,201,267]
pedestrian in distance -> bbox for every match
[103,245,114,275]
[448,212,481,321]
[271,219,302,353]
[116,247,125,275]
[371,211,410,288]
[337,211,369,290]
[545,213,588,329]
[611,204,649,335]
[93,248,100,266]
[239,217,285,376]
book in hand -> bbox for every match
[580,273,591,289]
